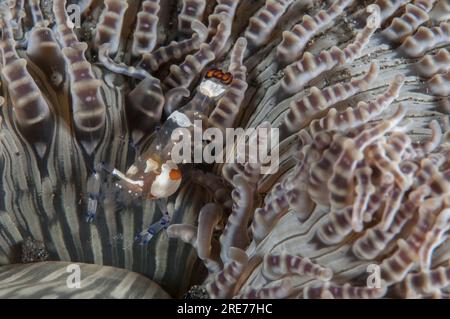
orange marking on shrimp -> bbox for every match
[221,72,233,84]
[213,70,223,78]
[169,169,182,180]
[206,68,234,85]
[206,69,216,78]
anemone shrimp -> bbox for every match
[84,65,238,244]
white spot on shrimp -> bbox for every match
[199,79,226,97]
[168,111,192,128]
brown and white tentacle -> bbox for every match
[382,0,437,42]
[53,0,107,154]
[0,4,53,158]
[139,20,208,73]
[399,22,450,58]
[278,62,378,140]
[279,4,381,97]
[94,0,129,56]
[26,1,66,88]
[178,0,206,36]
[244,0,294,53]
[131,0,160,57]
[277,0,353,65]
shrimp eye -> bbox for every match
[206,69,216,78]
[222,72,233,84]
[169,169,182,181]
[213,70,223,78]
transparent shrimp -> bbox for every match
[112,73,230,201]
[84,72,230,246]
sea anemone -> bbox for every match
[0,0,449,299]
